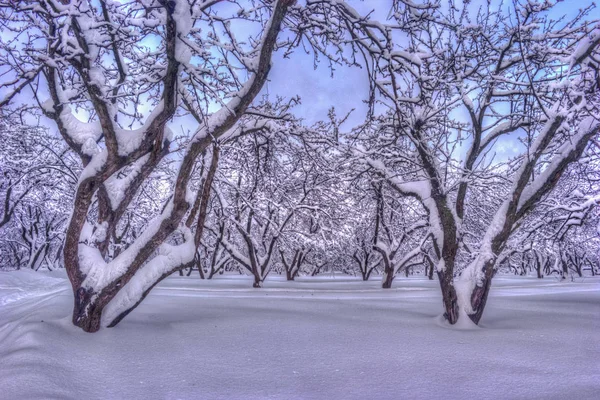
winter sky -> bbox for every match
[1,0,594,162]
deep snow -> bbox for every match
[0,270,599,400]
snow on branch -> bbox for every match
[101,227,196,327]
[517,117,600,216]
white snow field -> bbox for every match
[0,270,599,400]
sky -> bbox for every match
[1,0,596,162]
[259,0,596,162]
[263,0,589,122]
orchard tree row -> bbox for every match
[0,0,598,332]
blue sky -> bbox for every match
[263,0,590,123]
[258,0,596,162]
[1,0,595,163]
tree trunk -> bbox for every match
[561,259,568,280]
[72,287,106,333]
[534,254,543,279]
[364,266,376,281]
[381,268,394,289]
[55,0,294,333]
[252,270,263,288]
[466,260,496,325]
[361,269,369,281]
[197,259,205,279]
[437,269,459,324]
[286,267,295,281]
[536,264,543,279]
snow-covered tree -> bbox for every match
[0,0,296,332]
[217,119,337,286]
[1,0,597,332]
[347,0,599,324]
[0,121,76,271]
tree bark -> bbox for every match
[253,275,263,288]
[438,268,459,324]
[381,270,394,289]
[72,287,104,333]
[466,259,498,325]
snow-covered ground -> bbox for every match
[1,270,599,400]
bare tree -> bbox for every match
[0,0,296,332]
[348,0,599,324]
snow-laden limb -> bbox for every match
[479,120,527,152]
[569,25,600,67]
[102,227,196,327]
[470,107,568,253]
[114,101,165,156]
[220,236,253,273]
[78,243,107,277]
[56,108,103,158]
[392,245,423,276]
[0,67,43,108]
[364,157,444,257]
[478,200,511,263]
[173,0,193,64]
[456,256,486,315]
[517,117,600,214]
[81,200,174,293]
[104,154,151,211]
[78,149,108,184]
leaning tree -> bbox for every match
[0,0,297,332]
[0,0,435,331]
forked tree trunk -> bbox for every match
[286,268,297,281]
[59,0,294,332]
[360,267,369,281]
[207,261,226,279]
[282,250,300,281]
[362,264,377,281]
